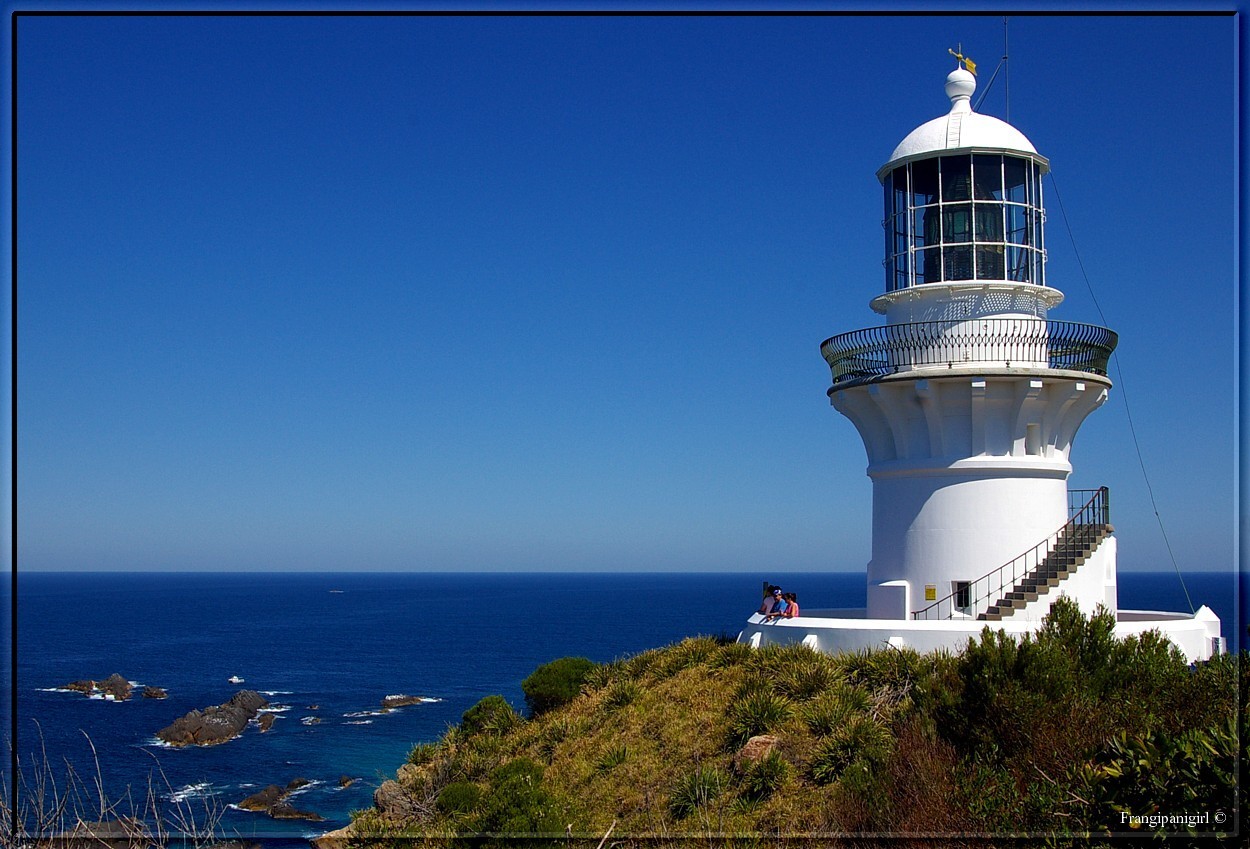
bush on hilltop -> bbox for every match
[520,656,596,717]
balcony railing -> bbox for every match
[820,319,1117,390]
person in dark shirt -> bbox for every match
[766,590,789,620]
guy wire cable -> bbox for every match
[1048,173,1196,615]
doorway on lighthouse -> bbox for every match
[954,580,972,615]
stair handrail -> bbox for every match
[911,487,1109,620]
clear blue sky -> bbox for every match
[14,13,1238,573]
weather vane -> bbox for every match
[949,45,977,75]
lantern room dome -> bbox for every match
[880,67,1042,176]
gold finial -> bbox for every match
[948,46,977,75]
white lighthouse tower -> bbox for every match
[739,58,1222,663]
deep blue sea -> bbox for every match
[7,570,1244,845]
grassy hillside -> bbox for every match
[340,599,1244,848]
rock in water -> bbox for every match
[238,786,287,812]
[380,695,428,710]
[142,686,168,699]
[237,780,323,822]
[62,674,136,701]
[155,690,269,747]
[99,673,133,701]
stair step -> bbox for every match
[1006,590,1039,602]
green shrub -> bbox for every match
[407,741,439,765]
[436,781,482,816]
[708,641,754,669]
[1070,716,1239,836]
[655,637,719,677]
[740,751,790,802]
[802,687,869,737]
[460,694,521,737]
[725,690,794,748]
[668,765,728,819]
[775,655,837,701]
[521,657,597,716]
[809,716,891,785]
[471,757,566,840]
[595,745,628,772]
[602,679,640,711]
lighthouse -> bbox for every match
[739,57,1222,663]
[830,62,1118,624]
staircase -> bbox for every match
[911,487,1112,621]
[979,520,1113,620]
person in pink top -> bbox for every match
[782,592,799,618]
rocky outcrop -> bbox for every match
[156,690,268,747]
[257,714,275,732]
[237,779,323,822]
[310,826,352,849]
[142,686,168,699]
[380,694,429,710]
[338,775,355,788]
[373,780,423,822]
[63,674,135,701]
[733,734,780,774]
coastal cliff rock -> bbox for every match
[142,686,168,699]
[155,690,268,747]
[237,779,323,822]
[373,780,423,822]
[63,674,135,701]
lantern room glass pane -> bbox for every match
[943,204,972,243]
[1007,205,1030,245]
[940,155,971,201]
[944,246,973,280]
[976,246,1005,279]
[973,154,1003,200]
[911,159,939,205]
[915,206,936,249]
[892,166,908,215]
[919,247,939,283]
[1004,157,1028,204]
[1007,246,1029,282]
[974,203,1003,241]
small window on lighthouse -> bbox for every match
[954,581,971,611]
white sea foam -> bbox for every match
[36,687,76,693]
[344,720,373,725]
[343,710,386,718]
[167,782,214,803]
[259,704,292,713]
[145,738,177,749]
[260,690,294,696]
[286,780,322,797]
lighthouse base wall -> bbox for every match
[739,597,1221,666]
[867,468,1070,618]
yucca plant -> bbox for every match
[740,750,790,802]
[595,744,629,773]
[725,691,794,748]
[809,716,891,785]
[602,679,641,711]
[668,765,728,819]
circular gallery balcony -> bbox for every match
[820,318,1117,391]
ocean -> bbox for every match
[7,570,1243,844]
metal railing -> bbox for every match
[820,319,1117,389]
[911,487,1110,621]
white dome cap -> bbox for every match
[881,66,1042,175]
